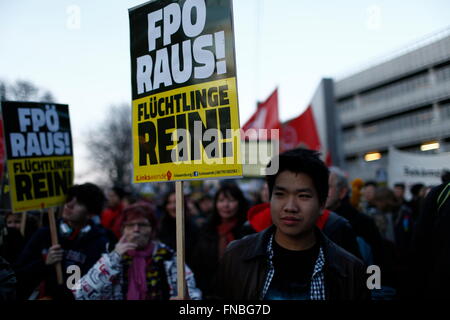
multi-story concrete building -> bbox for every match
[333,27,450,182]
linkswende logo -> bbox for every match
[168,126,280,175]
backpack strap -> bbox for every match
[437,182,450,213]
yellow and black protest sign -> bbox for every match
[1,101,74,212]
[129,0,242,183]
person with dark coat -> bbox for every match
[14,183,113,300]
[361,181,378,216]
[407,183,426,223]
[0,218,25,265]
[0,256,16,300]
[157,190,199,268]
[405,181,450,299]
[215,149,369,300]
[316,209,361,259]
[393,183,407,206]
[191,183,252,299]
[0,211,39,266]
[326,167,384,266]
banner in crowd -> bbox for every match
[388,146,450,191]
[1,101,73,212]
[129,0,242,183]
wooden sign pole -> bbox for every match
[48,207,63,285]
[175,181,187,299]
[39,209,44,228]
[20,212,27,236]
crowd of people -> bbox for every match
[0,149,449,300]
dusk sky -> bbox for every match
[1,0,449,182]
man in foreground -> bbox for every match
[215,149,370,300]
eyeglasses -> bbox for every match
[123,222,152,229]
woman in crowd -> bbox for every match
[191,183,252,299]
[157,190,199,268]
[72,202,201,300]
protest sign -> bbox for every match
[1,101,73,213]
[0,116,8,211]
[388,146,450,199]
[129,0,242,183]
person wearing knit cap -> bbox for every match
[72,202,201,300]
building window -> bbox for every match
[343,127,357,143]
[359,72,430,106]
[337,97,356,113]
[441,102,450,119]
[435,64,450,83]
[361,107,434,137]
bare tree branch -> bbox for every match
[0,79,56,102]
[85,103,132,187]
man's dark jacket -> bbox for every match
[214,226,370,300]
[322,211,361,259]
[0,256,16,300]
[15,220,112,300]
[406,182,450,299]
[334,197,384,266]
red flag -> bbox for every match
[242,89,280,134]
[280,105,321,153]
[325,151,333,167]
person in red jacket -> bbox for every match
[101,186,127,239]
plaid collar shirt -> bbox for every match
[261,233,326,300]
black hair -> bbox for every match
[66,183,106,216]
[161,188,175,214]
[364,180,378,188]
[209,183,248,228]
[160,188,192,217]
[442,170,450,184]
[266,148,329,206]
[394,183,405,190]
[111,185,126,199]
[410,183,425,197]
